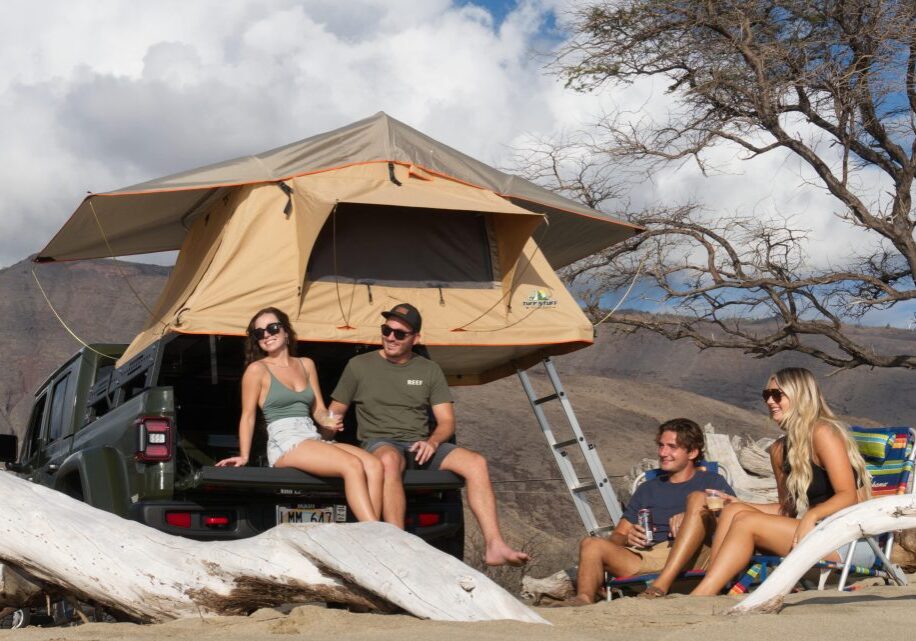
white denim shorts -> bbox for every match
[266,416,321,466]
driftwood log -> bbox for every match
[520,569,576,605]
[730,495,916,614]
[0,564,43,607]
[0,471,546,624]
[704,430,778,503]
[893,527,916,571]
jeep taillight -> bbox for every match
[136,417,173,462]
[165,511,192,528]
[406,512,442,527]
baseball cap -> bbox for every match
[381,303,422,332]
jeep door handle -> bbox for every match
[48,463,60,472]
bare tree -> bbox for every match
[534,0,916,369]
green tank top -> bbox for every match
[261,362,315,424]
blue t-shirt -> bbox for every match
[622,470,734,544]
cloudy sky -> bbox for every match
[2,0,913,326]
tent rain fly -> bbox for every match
[37,113,642,384]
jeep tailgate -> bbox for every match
[188,466,464,491]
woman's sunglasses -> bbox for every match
[250,322,283,341]
[380,324,414,341]
[761,388,784,403]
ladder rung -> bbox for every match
[518,358,624,531]
[533,393,559,405]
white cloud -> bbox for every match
[0,0,571,266]
[530,67,898,272]
[0,0,911,328]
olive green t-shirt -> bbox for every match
[331,351,453,442]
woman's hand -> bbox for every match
[792,513,819,549]
[669,512,685,538]
[704,489,738,506]
[215,456,248,467]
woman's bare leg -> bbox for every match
[709,502,780,561]
[332,442,383,519]
[651,491,714,595]
[276,441,378,522]
[691,511,797,596]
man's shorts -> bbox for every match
[362,438,457,471]
[625,541,713,574]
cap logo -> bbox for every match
[395,306,410,315]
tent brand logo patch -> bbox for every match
[407,379,424,386]
[522,290,557,308]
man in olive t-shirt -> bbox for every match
[329,303,528,567]
[333,348,453,443]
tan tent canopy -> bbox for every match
[36,113,642,384]
[37,112,639,268]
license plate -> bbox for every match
[277,504,347,524]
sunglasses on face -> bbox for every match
[380,324,414,340]
[762,388,785,403]
[250,322,283,341]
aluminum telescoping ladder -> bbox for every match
[517,357,622,537]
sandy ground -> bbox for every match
[4,584,916,641]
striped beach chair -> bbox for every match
[729,426,916,595]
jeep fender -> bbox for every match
[54,447,130,518]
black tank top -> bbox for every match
[780,437,838,508]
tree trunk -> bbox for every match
[0,472,546,624]
[730,495,916,614]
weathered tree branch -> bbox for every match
[521,1,916,369]
[730,495,916,614]
[559,207,916,369]
[0,471,546,624]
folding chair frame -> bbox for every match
[605,569,707,600]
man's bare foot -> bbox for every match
[544,595,593,608]
[484,541,530,567]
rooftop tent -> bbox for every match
[37,113,642,384]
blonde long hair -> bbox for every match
[773,367,871,515]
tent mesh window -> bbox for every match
[307,204,495,288]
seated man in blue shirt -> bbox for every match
[558,418,734,605]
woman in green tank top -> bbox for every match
[215,307,382,521]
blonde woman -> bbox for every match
[691,367,872,595]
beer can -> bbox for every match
[637,508,654,546]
